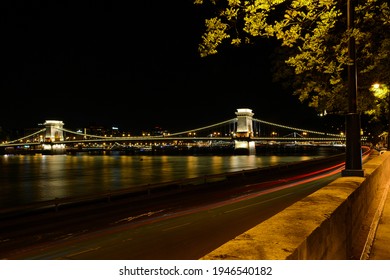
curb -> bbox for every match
[360,182,390,260]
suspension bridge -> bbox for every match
[0,108,354,155]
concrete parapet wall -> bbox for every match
[201,151,390,260]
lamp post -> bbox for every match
[341,0,365,177]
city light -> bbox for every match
[371,83,389,99]
[371,83,390,150]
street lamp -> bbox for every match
[371,83,390,150]
[341,0,364,177]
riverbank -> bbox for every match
[0,153,346,218]
[0,153,347,259]
[0,151,340,209]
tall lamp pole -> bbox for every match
[341,0,365,177]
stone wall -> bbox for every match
[201,152,390,260]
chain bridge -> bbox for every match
[1,108,356,155]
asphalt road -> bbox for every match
[1,158,344,260]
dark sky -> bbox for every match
[1,0,320,134]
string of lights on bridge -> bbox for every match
[252,118,343,138]
[3,128,46,144]
[0,116,351,147]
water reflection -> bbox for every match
[0,154,325,208]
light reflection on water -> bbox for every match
[0,154,321,208]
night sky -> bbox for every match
[2,0,321,134]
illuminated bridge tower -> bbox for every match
[234,108,256,155]
[44,120,64,142]
[43,120,65,153]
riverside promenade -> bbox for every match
[366,162,390,259]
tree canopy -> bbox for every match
[194,0,390,117]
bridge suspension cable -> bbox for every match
[2,128,46,144]
[59,127,113,139]
[1,115,346,148]
[167,118,236,137]
[252,118,341,137]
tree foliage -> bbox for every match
[194,0,390,116]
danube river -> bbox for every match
[0,149,339,208]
